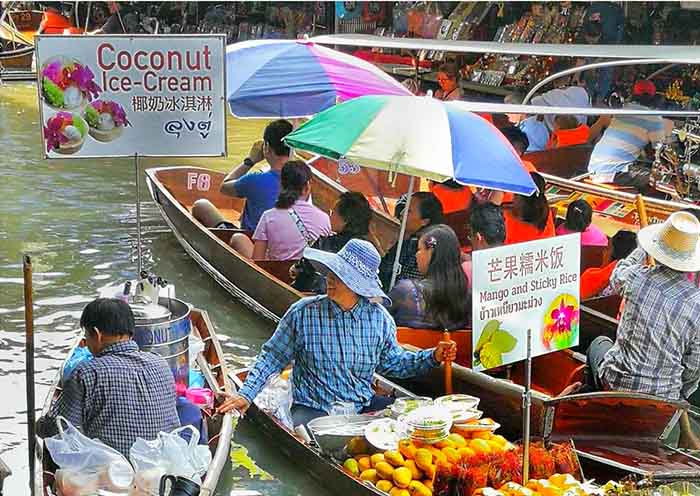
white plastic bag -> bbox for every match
[188,334,205,363]
[129,425,212,485]
[45,417,134,494]
[254,373,293,429]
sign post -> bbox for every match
[471,234,581,478]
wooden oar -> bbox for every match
[23,254,36,496]
[635,194,655,267]
[443,330,453,394]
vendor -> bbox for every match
[434,63,463,101]
[36,298,180,458]
[217,239,456,426]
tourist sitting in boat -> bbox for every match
[387,224,470,330]
[546,115,591,150]
[487,126,537,206]
[504,172,555,245]
[430,179,472,215]
[434,63,463,101]
[580,230,636,300]
[36,298,180,458]
[378,192,444,290]
[586,212,700,403]
[192,119,292,233]
[216,239,457,426]
[587,80,666,194]
[290,191,373,293]
[462,202,507,288]
[503,93,549,153]
[555,199,608,247]
[230,160,331,260]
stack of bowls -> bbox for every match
[400,406,453,444]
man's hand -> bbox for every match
[248,140,264,165]
[216,393,251,416]
[433,340,457,363]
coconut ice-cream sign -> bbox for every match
[36,34,226,158]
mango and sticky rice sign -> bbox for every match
[36,34,226,158]
[471,234,581,371]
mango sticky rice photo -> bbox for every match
[41,57,101,110]
[85,100,130,142]
[44,112,88,155]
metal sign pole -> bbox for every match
[522,328,532,485]
[23,254,36,496]
[134,153,143,275]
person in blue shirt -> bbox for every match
[192,119,292,233]
[217,239,457,426]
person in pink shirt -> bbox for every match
[231,160,331,260]
[556,199,608,247]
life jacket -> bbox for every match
[546,124,590,150]
[430,183,473,214]
[504,209,555,245]
[580,260,617,300]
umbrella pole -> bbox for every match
[389,175,415,290]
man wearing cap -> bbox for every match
[217,239,457,426]
[587,212,700,406]
[587,80,666,193]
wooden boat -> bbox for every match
[34,307,234,496]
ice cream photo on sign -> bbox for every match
[84,100,130,142]
[43,112,89,155]
[40,57,101,110]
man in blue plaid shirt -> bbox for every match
[37,298,180,457]
[219,239,457,426]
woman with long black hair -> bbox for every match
[504,172,555,245]
[230,160,331,260]
[387,224,470,330]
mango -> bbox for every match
[472,431,492,440]
[390,489,410,496]
[491,435,508,447]
[354,453,370,461]
[457,447,475,460]
[393,466,412,488]
[447,433,467,448]
[488,440,504,453]
[422,464,436,480]
[371,453,386,467]
[423,479,434,491]
[399,439,417,460]
[408,480,432,496]
[385,450,405,467]
[404,459,423,480]
[343,458,359,476]
[376,480,394,493]
[375,461,395,480]
[442,446,460,464]
[347,436,370,455]
[434,438,455,450]
[357,456,371,472]
[426,446,446,464]
[360,469,379,484]
[469,438,492,455]
[414,449,433,472]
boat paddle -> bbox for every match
[443,330,453,395]
[23,254,36,496]
[634,194,654,267]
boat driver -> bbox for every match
[192,119,293,234]
[36,298,180,458]
[217,239,457,426]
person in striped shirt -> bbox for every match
[587,80,666,193]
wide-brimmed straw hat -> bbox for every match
[303,239,389,303]
[638,211,700,272]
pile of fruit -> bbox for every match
[474,474,593,496]
[342,426,513,496]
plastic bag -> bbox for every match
[421,3,443,38]
[61,346,93,384]
[254,373,293,429]
[45,417,134,493]
[188,334,205,364]
[130,425,212,485]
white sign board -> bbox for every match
[471,234,581,371]
[36,34,226,158]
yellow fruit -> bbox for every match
[347,437,370,455]
[357,456,371,472]
[423,479,434,491]
[414,449,433,471]
[408,480,432,496]
[434,438,455,450]
[488,440,504,453]
[469,438,492,455]
[343,458,359,476]
[491,435,508,447]
[457,447,476,460]
[540,486,564,496]
[442,446,460,464]
[548,474,578,489]
[399,439,417,460]
[404,459,423,480]
[422,464,436,481]
[376,480,394,493]
[472,431,492,440]
[426,446,446,464]
[393,466,413,488]
[371,453,386,467]
[375,461,395,481]
[354,453,370,461]
[385,450,406,467]
[447,433,467,448]
[390,489,410,496]
[360,469,379,484]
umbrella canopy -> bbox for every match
[285,95,537,195]
[225,39,411,118]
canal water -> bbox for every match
[0,83,327,495]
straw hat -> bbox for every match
[637,211,700,272]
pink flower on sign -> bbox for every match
[550,299,577,333]
[71,64,102,100]
[44,114,70,152]
[42,60,63,84]
[91,100,130,127]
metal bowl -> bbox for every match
[307,414,381,460]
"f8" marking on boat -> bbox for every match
[186,172,211,191]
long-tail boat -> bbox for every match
[34,308,234,496]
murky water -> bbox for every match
[0,83,326,495]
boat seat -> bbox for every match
[583,294,623,320]
[255,259,299,285]
[396,327,472,367]
[209,227,247,244]
[580,244,609,271]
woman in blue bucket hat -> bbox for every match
[219,239,457,426]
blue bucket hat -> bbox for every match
[303,239,389,304]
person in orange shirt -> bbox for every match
[546,115,591,150]
[487,126,537,206]
[580,230,636,300]
[430,179,472,215]
[504,172,555,245]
